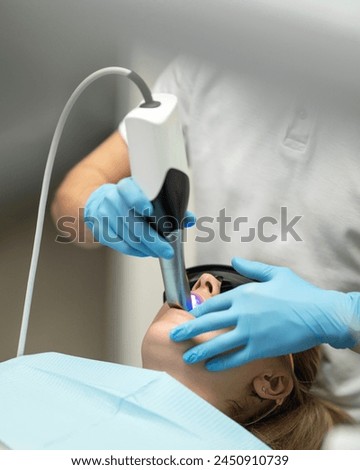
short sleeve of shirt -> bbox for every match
[119,55,200,142]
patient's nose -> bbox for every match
[192,273,221,297]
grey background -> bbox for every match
[0,1,127,361]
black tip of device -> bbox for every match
[140,101,161,108]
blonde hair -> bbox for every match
[229,348,353,450]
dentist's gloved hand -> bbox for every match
[84,177,196,258]
[170,257,360,371]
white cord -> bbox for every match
[17,66,152,357]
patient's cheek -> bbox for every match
[191,327,232,346]
[151,304,194,329]
[144,322,172,348]
[143,302,231,364]
[141,320,187,369]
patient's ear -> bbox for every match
[252,369,294,406]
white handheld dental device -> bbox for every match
[124,94,192,311]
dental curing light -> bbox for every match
[125,94,192,311]
[17,67,191,357]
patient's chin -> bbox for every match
[152,303,194,325]
[141,322,174,369]
[141,313,192,371]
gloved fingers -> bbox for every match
[112,216,158,257]
[137,224,174,259]
[117,177,153,216]
[112,241,148,257]
[206,347,253,371]
[170,310,235,342]
[84,184,116,219]
[191,293,233,318]
[91,223,147,257]
[182,330,244,365]
[231,257,278,282]
[84,182,172,257]
[183,210,197,228]
[121,214,173,259]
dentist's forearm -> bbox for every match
[51,131,130,246]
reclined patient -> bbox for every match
[142,265,352,450]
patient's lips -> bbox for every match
[190,291,205,309]
[156,273,219,327]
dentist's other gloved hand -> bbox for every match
[84,177,196,258]
[170,257,360,371]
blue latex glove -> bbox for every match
[84,177,196,258]
[170,257,360,371]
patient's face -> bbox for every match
[142,273,292,419]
